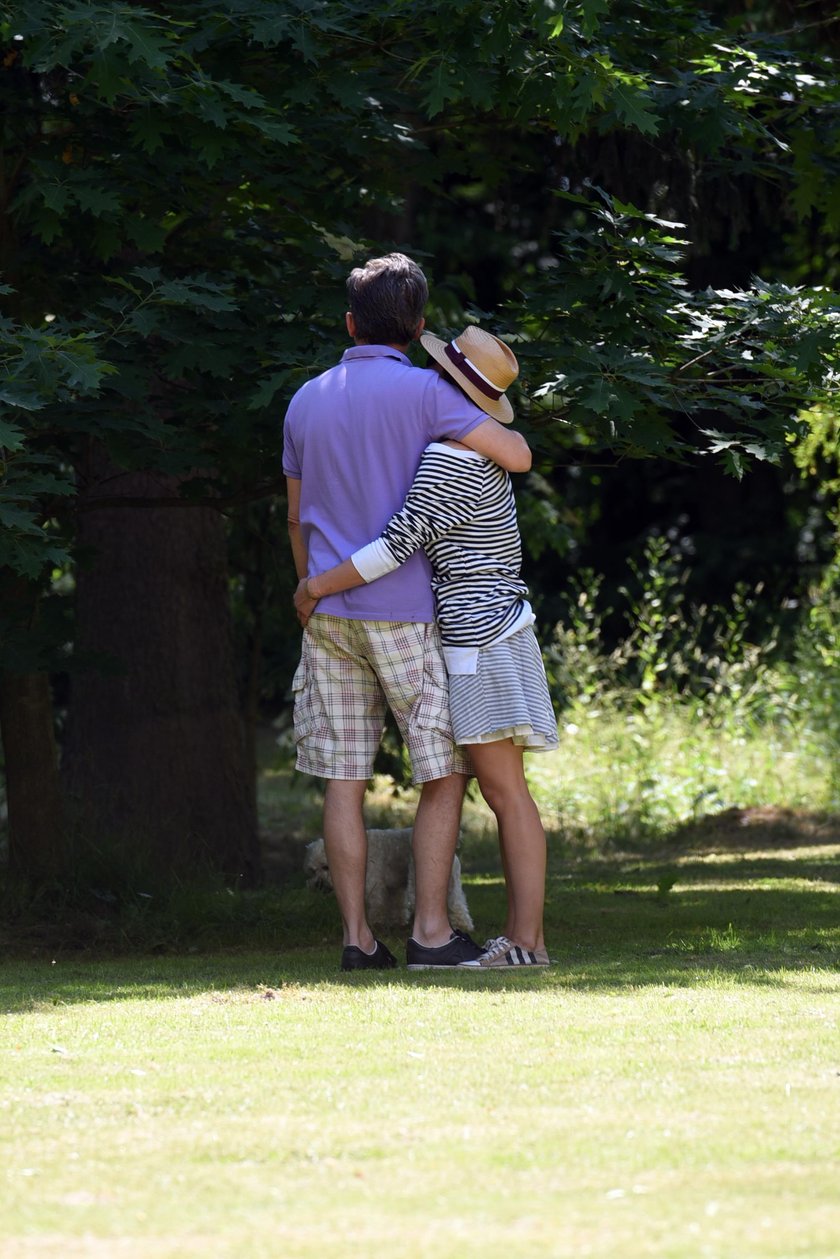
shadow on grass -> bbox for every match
[2,852,837,1011]
[1,946,838,1015]
[2,801,838,1006]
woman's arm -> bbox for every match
[460,418,531,472]
[302,557,366,601]
[293,447,486,625]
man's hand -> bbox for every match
[294,576,319,627]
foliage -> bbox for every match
[526,699,828,846]
[1,0,370,591]
[535,534,840,842]
[545,534,789,723]
[0,309,114,579]
[782,400,840,787]
[2,0,840,595]
[779,546,840,797]
[792,402,840,495]
[512,192,840,474]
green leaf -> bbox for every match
[215,79,267,111]
[742,442,781,464]
[0,502,41,532]
[609,83,660,136]
[55,349,113,392]
[130,110,169,155]
[0,384,47,412]
[120,16,173,70]
[73,182,122,218]
[85,50,128,104]
[0,534,70,581]
[248,372,291,411]
[247,13,293,47]
[39,182,71,215]
[194,86,230,129]
[425,62,460,118]
[580,377,613,414]
[249,117,298,145]
[0,417,26,449]
[580,0,610,37]
[722,449,746,479]
[155,278,237,313]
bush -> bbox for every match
[534,536,838,845]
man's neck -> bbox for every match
[353,338,410,351]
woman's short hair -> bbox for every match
[346,253,428,345]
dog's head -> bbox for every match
[303,838,333,891]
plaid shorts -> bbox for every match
[291,614,471,783]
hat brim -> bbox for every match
[420,331,514,424]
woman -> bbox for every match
[294,326,558,968]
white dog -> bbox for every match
[303,827,473,932]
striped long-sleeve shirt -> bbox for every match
[351,443,529,649]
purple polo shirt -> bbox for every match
[283,344,489,620]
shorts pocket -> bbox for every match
[413,640,454,739]
[291,655,323,742]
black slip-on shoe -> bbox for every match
[341,939,398,972]
[406,930,484,970]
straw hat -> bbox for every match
[420,325,519,424]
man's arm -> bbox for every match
[286,477,308,579]
[461,417,531,472]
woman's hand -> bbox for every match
[294,577,319,627]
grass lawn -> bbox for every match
[2,813,839,1259]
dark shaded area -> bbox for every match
[1,815,836,998]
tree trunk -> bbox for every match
[61,453,261,884]
[0,580,67,881]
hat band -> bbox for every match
[444,342,504,402]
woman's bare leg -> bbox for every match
[466,739,546,952]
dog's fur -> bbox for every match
[303,827,473,932]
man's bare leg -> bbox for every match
[410,773,468,947]
[322,778,375,952]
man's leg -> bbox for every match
[293,616,388,959]
[322,778,376,953]
[410,772,468,948]
[353,620,477,962]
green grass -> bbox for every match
[2,828,839,1259]
[525,703,836,847]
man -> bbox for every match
[283,253,531,971]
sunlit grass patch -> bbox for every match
[1,917,838,1259]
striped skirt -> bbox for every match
[448,625,559,750]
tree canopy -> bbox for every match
[2,0,839,583]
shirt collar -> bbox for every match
[341,344,411,366]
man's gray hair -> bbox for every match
[346,252,428,345]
